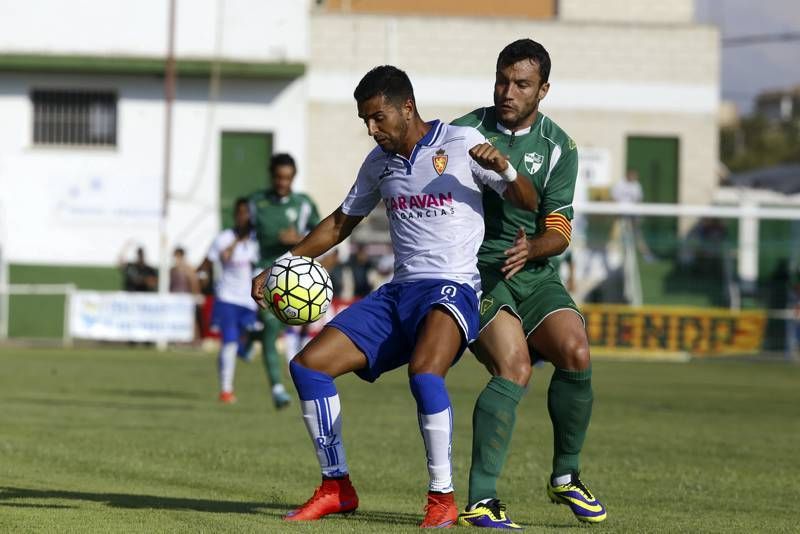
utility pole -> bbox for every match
[158,0,177,350]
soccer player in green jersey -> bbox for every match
[453,39,606,527]
[248,153,321,409]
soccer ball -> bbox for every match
[264,255,333,325]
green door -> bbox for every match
[626,136,679,256]
[220,132,272,228]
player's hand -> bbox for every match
[469,143,510,173]
[251,270,269,309]
[501,226,530,279]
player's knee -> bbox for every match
[561,335,591,371]
[493,346,531,386]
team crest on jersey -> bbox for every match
[480,296,494,315]
[524,152,544,174]
[433,149,448,175]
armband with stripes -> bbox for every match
[545,213,572,243]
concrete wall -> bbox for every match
[307,12,719,214]
[559,0,694,24]
[0,0,308,62]
[0,72,306,267]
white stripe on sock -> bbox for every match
[300,393,349,477]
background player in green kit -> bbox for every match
[248,153,320,409]
[453,39,606,527]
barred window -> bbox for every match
[32,90,117,147]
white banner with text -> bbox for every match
[69,291,195,342]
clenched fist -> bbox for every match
[469,143,510,174]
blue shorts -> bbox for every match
[211,300,259,343]
[327,279,479,382]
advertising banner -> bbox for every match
[582,304,767,357]
[70,291,195,342]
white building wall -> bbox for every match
[0,0,308,62]
[559,0,694,24]
[307,12,719,214]
[0,0,309,267]
[0,73,306,267]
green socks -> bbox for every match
[468,376,526,505]
[548,366,593,477]
[260,313,283,387]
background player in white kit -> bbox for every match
[252,65,537,527]
[203,198,260,403]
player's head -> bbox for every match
[494,39,551,130]
[136,246,146,263]
[354,65,418,153]
[233,197,251,234]
[173,247,185,260]
[270,153,297,198]
[626,168,640,182]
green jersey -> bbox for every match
[452,107,578,270]
[248,189,320,267]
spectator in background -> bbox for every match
[170,246,202,343]
[118,242,157,292]
[169,247,200,295]
[611,168,654,261]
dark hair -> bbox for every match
[353,65,415,107]
[174,247,185,256]
[270,153,296,175]
[234,197,249,210]
[497,39,551,83]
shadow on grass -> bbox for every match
[6,397,197,412]
[0,502,77,509]
[94,389,202,400]
[0,487,422,525]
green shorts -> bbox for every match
[477,262,583,338]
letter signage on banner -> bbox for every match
[69,291,196,342]
[582,304,767,357]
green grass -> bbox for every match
[1,347,798,533]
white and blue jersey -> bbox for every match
[340,120,507,292]
[207,229,260,342]
[330,121,506,381]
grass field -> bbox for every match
[1,347,798,533]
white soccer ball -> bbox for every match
[264,255,333,325]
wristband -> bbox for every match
[499,164,517,183]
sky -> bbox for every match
[695,0,800,114]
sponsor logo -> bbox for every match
[438,285,458,302]
[480,296,494,315]
[524,152,544,174]
[383,192,455,221]
[378,164,393,180]
[433,149,448,175]
[568,138,577,150]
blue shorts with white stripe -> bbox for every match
[327,279,479,382]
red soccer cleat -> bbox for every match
[218,391,237,404]
[420,491,458,528]
[284,475,359,521]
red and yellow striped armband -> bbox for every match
[545,213,572,243]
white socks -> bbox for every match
[418,407,454,493]
[299,394,349,477]
[218,341,238,393]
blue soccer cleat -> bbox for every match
[547,473,606,523]
[458,498,523,529]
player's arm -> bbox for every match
[502,141,578,279]
[469,143,537,211]
[251,208,363,308]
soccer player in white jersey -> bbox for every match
[204,198,260,403]
[251,65,537,527]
